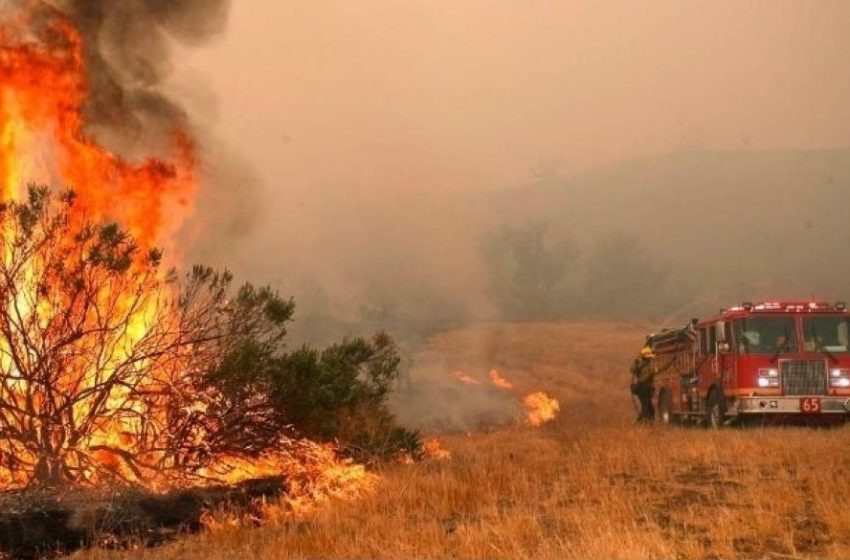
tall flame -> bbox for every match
[0,3,368,499]
[0,4,195,256]
[0,2,197,487]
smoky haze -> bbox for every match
[160,1,850,339]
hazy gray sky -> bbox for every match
[168,2,850,321]
[178,1,850,196]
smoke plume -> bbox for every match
[51,0,231,149]
[10,0,259,260]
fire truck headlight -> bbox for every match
[758,377,779,388]
[759,368,779,378]
[829,369,850,388]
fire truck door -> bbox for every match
[696,327,714,400]
[716,321,732,389]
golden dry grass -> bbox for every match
[75,321,850,560]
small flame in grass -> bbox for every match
[453,370,480,385]
[523,392,560,426]
[225,440,375,515]
[452,367,560,429]
[489,369,514,390]
[422,437,452,461]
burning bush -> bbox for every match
[0,0,417,499]
[0,186,415,488]
[0,186,287,486]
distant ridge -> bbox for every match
[486,148,850,302]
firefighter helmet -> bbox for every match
[640,345,654,359]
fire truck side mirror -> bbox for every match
[717,341,731,354]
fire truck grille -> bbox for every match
[780,360,827,396]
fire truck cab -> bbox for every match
[648,301,850,427]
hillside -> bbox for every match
[76,321,850,560]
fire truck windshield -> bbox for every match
[733,317,798,355]
[802,316,850,353]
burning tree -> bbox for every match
[0,2,412,499]
[0,186,292,487]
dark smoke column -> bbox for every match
[54,0,231,145]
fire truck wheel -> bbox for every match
[656,390,673,426]
[705,389,725,429]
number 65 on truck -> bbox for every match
[645,301,850,427]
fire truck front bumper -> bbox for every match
[735,396,850,414]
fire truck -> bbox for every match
[645,301,850,427]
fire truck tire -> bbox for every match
[705,388,725,429]
[656,389,673,426]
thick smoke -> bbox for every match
[53,0,231,149]
[31,0,258,262]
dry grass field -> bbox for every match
[75,321,850,560]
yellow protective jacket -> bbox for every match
[630,356,674,384]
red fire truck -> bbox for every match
[645,301,850,427]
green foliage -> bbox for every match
[206,284,419,461]
[279,333,416,458]
[186,266,415,462]
[88,224,136,272]
[207,330,419,463]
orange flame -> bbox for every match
[0,1,197,490]
[523,392,560,426]
[422,437,452,461]
[0,4,195,257]
[0,3,367,499]
[489,369,514,390]
[211,440,374,513]
[453,370,481,385]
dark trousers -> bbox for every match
[631,382,654,422]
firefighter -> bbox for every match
[630,345,657,423]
